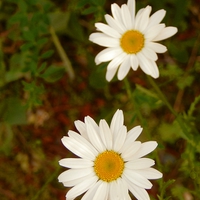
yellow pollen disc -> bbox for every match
[120,30,145,54]
[94,150,124,182]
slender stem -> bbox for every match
[146,75,197,146]
[50,26,75,80]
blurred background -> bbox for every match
[0,0,200,199]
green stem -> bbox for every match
[146,75,197,146]
[50,26,75,80]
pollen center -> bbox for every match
[94,150,124,182]
[120,30,144,54]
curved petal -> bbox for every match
[127,0,135,26]
[107,52,127,70]
[110,109,124,138]
[130,54,139,71]
[141,46,158,61]
[147,42,167,53]
[61,135,98,160]
[147,9,166,28]
[113,125,127,152]
[117,55,131,80]
[145,23,165,41]
[125,158,155,170]
[93,181,109,200]
[124,175,150,200]
[106,67,118,81]
[58,168,94,184]
[66,175,98,200]
[95,22,121,38]
[81,180,102,200]
[111,3,124,25]
[121,141,141,161]
[153,26,178,41]
[59,158,93,169]
[95,47,123,65]
[85,117,106,152]
[89,33,119,47]
[121,4,132,30]
[99,119,113,150]
[137,52,159,78]
[131,141,158,159]
[74,120,88,140]
[135,168,163,179]
[124,168,153,189]
[136,6,152,32]
[105,14,125,34]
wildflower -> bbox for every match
[89,0,177,81]
[58,109,162,200]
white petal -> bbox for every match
[61,136,97,160]
[106,67,118,81]
[58,168,94,184]
[131,141,158,159]
[105,14,125,34]
[130,54,139,71]
[99,119,113,150]
[93,181,109,200]
[127,0,135,26]
[145,23,165,40]
[95,22,121,38]
[147,42,167,53]
[125,158,155,169]
[121,4,132,30]
[124,175,150,200]
[121,141,141,161]
[147,9,166,28]
[124,168,153,189]
[84,116,99,133]
[141,46,158,61]
[89,33,119,47]
[126,125,143,143]
[113,125,127,152]
[81,181,102,200]
[136,6,151,32]
[111,3,124,25]
[117,55,131,80]
[85,117,106,152]
[95,47,123,65]
[110,109,124,138]
[153,26,178,41]
[74,120,88,140]
[107,52,127,70]
[135,168,163,179]
[137,52,159,78]
[66,175,98,200]
[59,158,93,168]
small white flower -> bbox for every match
[58,109,162,200]
[89,0,178,81]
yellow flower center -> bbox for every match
[120,30,145,54]
[94,150,124,182]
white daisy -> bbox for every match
[89,0,178,81]
[58,109,162,200]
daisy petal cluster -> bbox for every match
[58,109,162,200]
[89,0,178,81]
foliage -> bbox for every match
[0,0,200,199]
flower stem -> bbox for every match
[146,75,197,146]
[50,26,75,80]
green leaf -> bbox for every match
[20,42,34,51]
[1,98,27,125]
[40,65,65,82]
[40,49,54,59]
[82,6,98,15]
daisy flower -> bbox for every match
[58,109,162,200]
[89,0,178,81]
